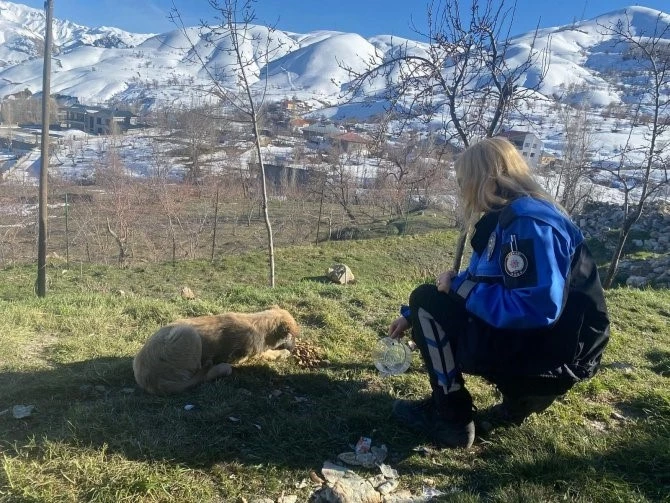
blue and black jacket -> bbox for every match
[449,197,610,387]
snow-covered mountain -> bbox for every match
[0,1,667,116]
[0,1,151,65]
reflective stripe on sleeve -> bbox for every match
[456,279,477,300]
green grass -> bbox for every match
[1,231,669,502]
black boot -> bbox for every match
[392,388,475,448]
[487,394,560,426]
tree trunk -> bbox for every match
[211,186,219,262]
[316,178,325,245]
[64,192,69,268]
[603,210,641,289]
[452,230,468,272]
[106,218,129,267]
[252,115,275,287]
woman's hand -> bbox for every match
[388,315,410,339]
[436,270,456,293]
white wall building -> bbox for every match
[498,131,542,168]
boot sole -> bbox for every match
[393,400,475,449]
[432,420,475,449]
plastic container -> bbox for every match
[373,337,412,376]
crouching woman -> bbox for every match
[388,137,610,449]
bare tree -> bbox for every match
[211,184,221,261]
[95,146,134,267]
[598,11,670,288]
[341,0,549,269]
[320,143,359,222]
[70,199,112,264]
[170,0,284,286]
[342,0,549,148]
[174,105,219,180]
[542,100,595,214]
[379,133,451,222]
[308,169,329,244]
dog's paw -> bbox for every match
[206,363,233,380]
[275,349,292,360]
[260,348,292,361]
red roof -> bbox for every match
[290,118,310,127]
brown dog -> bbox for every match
[133,307,299,395]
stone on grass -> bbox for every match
[607,361,635,373]
[326,264,355,284]
[315,461,381,503]
[376,478,399,495]
[378,464,398,479]
[180,286,196,299]
[625,276,648,288]
[338,451,377,468]
[320,461,350,485]
[337,444,387,469]
[382,490,421,503]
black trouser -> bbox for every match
[408,283,575,399]
[407,284,467,398]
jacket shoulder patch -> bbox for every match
[500,237,537,288]
[504,251,528,277]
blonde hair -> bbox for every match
[454,136,561,223]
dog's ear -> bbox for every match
[266,312,299,351]
[280,316,300,337]
[268,308,299,337]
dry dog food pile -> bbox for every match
[293,340,328,369]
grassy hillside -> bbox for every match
[0,231,668,502]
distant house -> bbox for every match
[498,130,542,167]
[301,123,343,141]
[280,98,309,114]
[6,89,33,100]
[61,104,138,135]
[332,131,374,153]
[289,117,311,132]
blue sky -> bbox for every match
[17,1,670,38]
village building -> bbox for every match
[301,123,343,142]
[288,117,311,133]
[332,131,374,153]
[498,130,543,167]
[279,98,310,114]
[60,104,138,135]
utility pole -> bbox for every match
[36,0,54,297]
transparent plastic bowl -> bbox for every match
[373,337,412,376]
